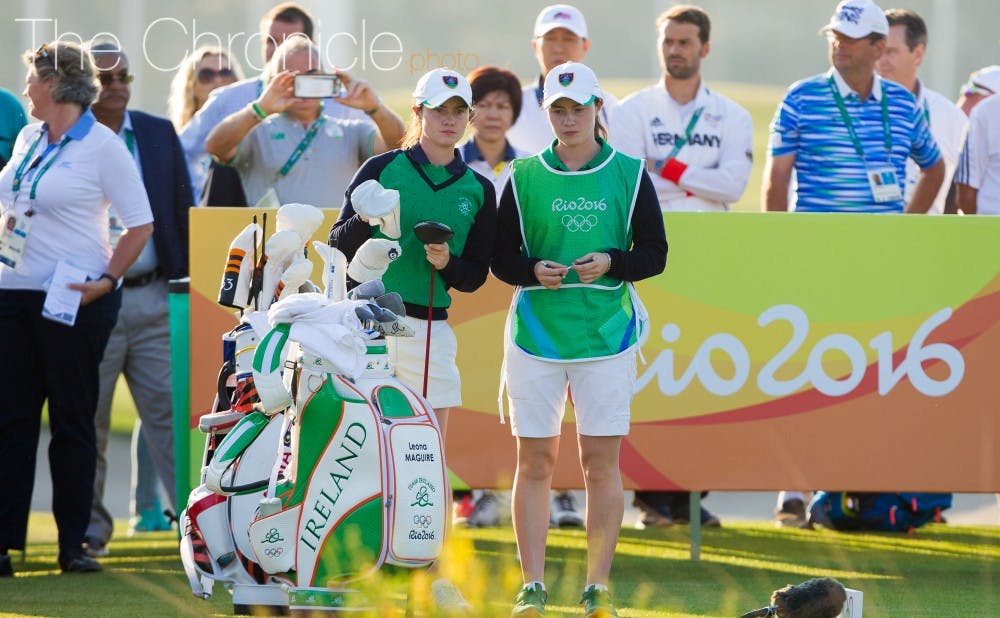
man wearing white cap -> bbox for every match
[507,4,617,155]
[876,9,966,215]
[955,93,1000,214]
[957,66,1000,116]
[763,0,945,214]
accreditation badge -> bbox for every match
[0,209,32,269]
[867,165,903,203]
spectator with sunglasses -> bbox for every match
[81,42,192,559]
[0,41,153,576]
[168,47,243,204]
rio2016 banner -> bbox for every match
[189,210,1000,494]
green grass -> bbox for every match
[4,513,996,617]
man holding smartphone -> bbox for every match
[205,37,404,207]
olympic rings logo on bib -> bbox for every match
[562,214,598,233]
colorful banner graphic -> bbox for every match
[189,209,1000,493]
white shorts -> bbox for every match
[387,316,461,409]
[504,346,636,438]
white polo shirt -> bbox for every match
[955,94,1000,215]
[507,77,618,155]
[906,81,967,214]
[611,82,754,211]
[0,109,153,290]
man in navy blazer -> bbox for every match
[85,43,191,556]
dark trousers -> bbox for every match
[0,288,120,551]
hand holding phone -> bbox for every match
[293,74,345,98]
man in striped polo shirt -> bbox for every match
[762,0,944,214]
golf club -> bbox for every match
[413,221,454,398]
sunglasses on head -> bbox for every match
[34,44,51,61]
[99,71,134,86]
[197,67,236,83]
[962,82,994,97]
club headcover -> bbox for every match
[258,230,302,311]
[273,258,314,303]
[276,203,324,247]
[311,241,348,302]
[218,222,261,309]
[346,238,402,283]
[351,179,401,239]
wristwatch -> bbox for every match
[99,272,121,291]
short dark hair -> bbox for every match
[885,8,927,51]
[261,3,314,40]
[467,65,523,124]
[656,5,711,44]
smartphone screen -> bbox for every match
[293,74,344,98]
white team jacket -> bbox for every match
[611,83,753,211]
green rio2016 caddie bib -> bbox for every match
[509,145,644,361]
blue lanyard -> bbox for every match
[11,131,70,200]
[278,115,326,177]
[828,76,891,162]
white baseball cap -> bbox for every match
[533,4,588,39]
[412,69,472,108]
[966,65,1000,95]
[820,0,888,38]
[541,61,602,109]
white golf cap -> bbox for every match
[412,69,472,108]
[820,0,888,39]
[541,61,602,109]
[966,65,1000,94]
[533,4,588,39]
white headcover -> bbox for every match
[312,241,348,302]
[258,230,302,311]
[347,238,402,283]
[276,203,324,246]
[351,180,401,239]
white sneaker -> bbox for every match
[551,491,584,528]
[464,492,500,528]
[430,578,473,615]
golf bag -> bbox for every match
[179,303,447,613]
[808,492,951,532]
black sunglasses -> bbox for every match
[99,72,134,86]
[196,67,236,84]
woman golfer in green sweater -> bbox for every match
[492,61,667,618]
[330,68,496,614]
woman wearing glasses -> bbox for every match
[0,41,153,576]
[168,47,243,203]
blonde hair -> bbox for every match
[168,46,244,130]
[400,110,423,149]
[24,41,98,108]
